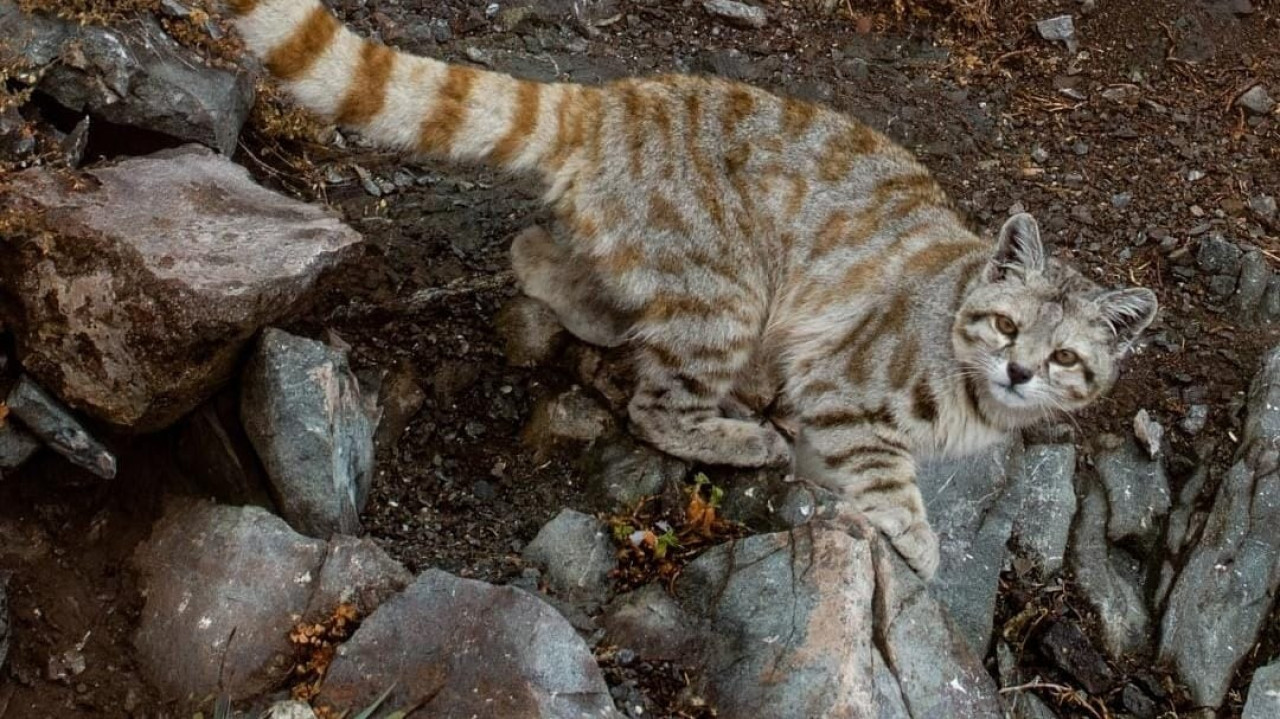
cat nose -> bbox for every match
[1007,362,1034,386]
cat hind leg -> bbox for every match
[510,225,628,348]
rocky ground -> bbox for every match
[1,0,1279,717]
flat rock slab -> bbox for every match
[132,500,408,703]
[318,569,619,718]
[241,329,375,539]
[0,1,253,154]
[0,146,362,430]
[1244,660,1280,719]
[522,508,614,604]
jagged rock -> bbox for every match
[716,466,794,530]
[1236,251,1271,316]
[1038,620,1115,695]
[916,437,1023,655]
[1070,468,1152,658]
[132,500,408,703]
[997,642,1061,719]
[0,105,36,162]
[305,536,412,618]
[1093,434,1170,550]
[0,1,253,154]
[496,296,566,367]
[316,569,619,717]
[241,329,376,540]
[1036,15,1078,52]
[266,701,318,719]
[1132,409,1164,459]
[1237,85,1276,116]
[1252,194,1278,222]
[5,375,115,479]
[522,387,615,460]
[877,552,1004,718]
[174,389,275,509]
[0,419,41,472]
[582,436,687,510]
[702,0,767,28]
[1160,347,1280,708]
[1009,444,1077,575]
[521,508,614,605]
[1244,660,1280,719]
[601,584,700,661]
[675,529,876,718]
[0,146,362,430]
[1196,234,1243,275]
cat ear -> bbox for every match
[1096,288,1158,352]
[989,213,1046,279]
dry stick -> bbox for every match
[331,271,517,319]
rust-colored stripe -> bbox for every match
[227,0,259,14]
[904,241,986,277]
[648,194,691,235]
[811,210,851,258]
[490,81,542,166]
[622,84,647,178]
[912,379,938,423]
[645,293,721,321]
[808,405,896,429]
[781,98,818,137]
[335,41,395,126]
[720,85,756,136]
[844,292,909,384]
[889,338,918,389]
[418,65,478,155]
[818,124,880,183]
[265,6,340,81]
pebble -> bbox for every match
[1133,409,1164,459]
[1112,192,1132,208]
[702,0,767,28]
[1036,15,1079,53]
[1186,169,1206,182]
[1031,146,1050,163]
[1100,84,1141,104]
[1181,405,1209,435]
[6,376,116,479]
[1251,194,1277,221]
[1236,85,1276,116]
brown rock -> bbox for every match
[0,146,362,430]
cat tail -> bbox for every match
[229,0,593,179]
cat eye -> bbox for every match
[993,315,1018,336]
[1052,349,1080,367]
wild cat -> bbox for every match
[226,0,1157,577]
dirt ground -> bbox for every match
[1,0,1278,716]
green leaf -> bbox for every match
[654,528,680,559]
[708,484,725,509]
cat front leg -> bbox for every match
[795,410,939,579]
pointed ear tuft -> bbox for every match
[990,213,1046,279]
[1097,288,1158,352]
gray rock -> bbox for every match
[0,146,362,431]
[1244,660,1280,719]
[1197,234,1243,275]
[996,642,1061,719]
[916,437,1023,655]
[0,2,253,154]
[0,419,41,472]
[522,509,615,604]
[61,115,90,168]
[305,535,412,618]
[1252,194,1278,221]
[1070,471,1152,658]
[1237,85,1276,116]
[496,296,566,367]
[676,529,875,718]
[266,701,318,719]
[1036,15,1078,52]
[318,569,619,717]
[877,552,1004,719]
[1122,683,1158,719]
[1237,251,1271,316]
[133,500,407,703]
[778,481,842,528]
[1264,277,1280,323]
[0,105,36,161]
[583,436,687,510]
[6,375,116,479]
[1093,434,1170,550]
[1038,620,1114,694]
[702,0,767,28]
[522,387,615,460]
[872,649,911,719]
[1132,409,1164,459]
[241,329,375,539]
[1160,346,1280,708]
[1010,444,1077,575]
[1182,404,1210,435]
[371,364,426,451]
[601,584,699,661]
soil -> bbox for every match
[1,0,1278,717]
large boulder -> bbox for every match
[1160,347,1280,708]
[317,570,619,718]
[241,329,376,540]
[0,1,253,155]
[0,146,362,430]
[132,500,409,703]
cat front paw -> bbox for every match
[891,521,939,580]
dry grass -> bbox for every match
[889,0,994,29]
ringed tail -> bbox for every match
[228,0,593,182]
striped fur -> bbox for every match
[229,0,1157,578]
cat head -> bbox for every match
[953,213,1157,425]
